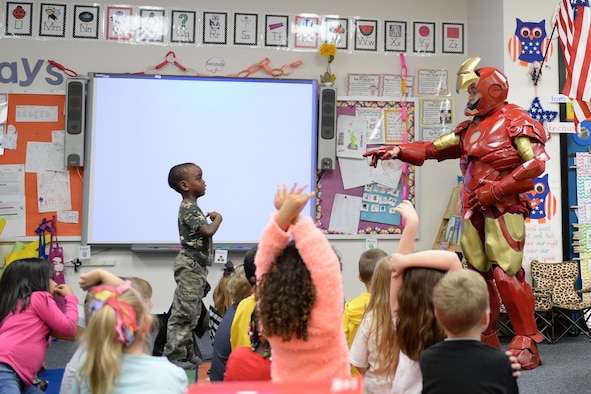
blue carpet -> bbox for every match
[37,369,64,394]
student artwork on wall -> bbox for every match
[316,98,416,236]
[0,94,83,238]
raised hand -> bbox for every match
[274,183,289,210]
[275,183,315,231]
[393,200,418,227]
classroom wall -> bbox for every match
[0,0,562,314]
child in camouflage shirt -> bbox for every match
[164,163,222,370]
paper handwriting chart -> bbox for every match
[15,105,58,122]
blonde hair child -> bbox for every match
[73,281,187,394]
[349,256,397,393]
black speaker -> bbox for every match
[65,78,86,167]
[317,85,337,170]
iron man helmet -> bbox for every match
[457,56,509,117]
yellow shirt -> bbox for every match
[343,291,370,376]
[230,293,256,349]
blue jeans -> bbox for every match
[0,363,44,394]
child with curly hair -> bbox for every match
[224,308,271,381]
[255,183,350,382]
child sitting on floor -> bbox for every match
[255,183,350,382]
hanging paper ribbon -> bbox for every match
[399,53,409,227]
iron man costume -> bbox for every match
[364,57,549,369]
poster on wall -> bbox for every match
[5,2,33,36]
[73,4,100,39]
[170,10,196,43]
[316,98,416,237]
[39,3,67,38]
[522,136,563,274]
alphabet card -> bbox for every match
[233,12,258,46]
[337,115,367,159]
[354,18,377,51]
[39,3,66,38]
[413,21,436,54]
[293,14,319,49]
[384,20,407,52]
[138,8,166,43]
[106,6,133,41]
[5,2,33,36]
[265,14,288,47]
[202,11,228,45]
[322,16,348,50]
[171,10,196,43]
[73,4,100,39]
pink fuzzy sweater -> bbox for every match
[255,215,351,382]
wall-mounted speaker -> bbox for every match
[317,85,337,170]
[64,78,87,167]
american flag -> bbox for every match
[557,0,591,132]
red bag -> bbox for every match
[48,215,66,313]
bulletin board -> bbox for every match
[316,99,416,236]
[0,94,83,237]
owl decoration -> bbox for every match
[508,19,553,67]
[526,174,557,223]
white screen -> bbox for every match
[83,74,318,246]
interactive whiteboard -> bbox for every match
[82,73,318,247]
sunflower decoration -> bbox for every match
[319,41,337,84]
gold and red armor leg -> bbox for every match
[461,212,501,349]
[487,210,543,370]
[494,267,543,370]
[462,210,543,369]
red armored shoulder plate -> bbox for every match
[504,105,547,144]
[454,119,471,134]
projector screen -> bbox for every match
[82,73,318,247]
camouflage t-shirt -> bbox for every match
[178,199,213,267]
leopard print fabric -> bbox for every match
[531,260,589,309]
